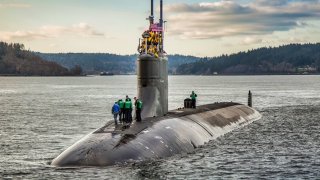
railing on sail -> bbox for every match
[138,0,165,58]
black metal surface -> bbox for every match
[51,103,261,166]
[137,54,168,118]
[151,0,153,17]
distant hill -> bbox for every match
[37,53,136,75]
[4,42,318,76]
[37,53,200,74]
[0,42,82,76]
[38,43,320,75]
[176,43,320,75]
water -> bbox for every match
[0,75,319,179]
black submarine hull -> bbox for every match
[51,102,261,166]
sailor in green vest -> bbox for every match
[125,95,131,102]
[190,91,197,108]
[134,97,143,122]
[118,99,125,123]
[124,97,133,124]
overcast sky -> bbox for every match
[1,0,320,56]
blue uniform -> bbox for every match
[112,103,120,125]
[112,103,120,114]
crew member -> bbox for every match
[118,99,124,123]
[111,101,120,125]
[124,98,133,124]
[134,97,143,122]
[190,91,198,108]
[129,98,133,123]
[125,95,131,101]
[125,95,133,124]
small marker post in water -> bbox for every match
[248,90,252,107]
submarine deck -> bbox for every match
[95,102,242,136]
[51,102,260,167]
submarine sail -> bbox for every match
[137,0,168,119]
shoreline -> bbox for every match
[0,73,319,77]
[170,73,320,76]
[0,74,87,77]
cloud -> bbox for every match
[0,3,31,8]
[0,23,105,41]
[254,0,288,7]
[241,37,263,45]
[165,0,320,39]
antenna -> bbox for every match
[160,0,164,52]
[149,0,154,24]
[151,0,154,17]
[160,0,163,27]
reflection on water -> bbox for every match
[0,75,319,179]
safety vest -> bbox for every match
[118,100,124,108]
[190,93,197,100]
[137,100,143,109]
[124,101,132,109]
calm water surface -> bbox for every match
[0,75,319,179]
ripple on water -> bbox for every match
[1,76,320,179]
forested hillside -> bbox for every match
[37,53,200,74]
[176,43,320,75]
[0,42,82,76]
[2,42,318,76]
[37,53,136,74]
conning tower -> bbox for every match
[137,0,168,118]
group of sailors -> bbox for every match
[138,30,162,58]
[111,95,143,126]
[111,91,197,127]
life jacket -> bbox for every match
[148,32,153,44]
[124,100,132,109]
[137,100,143,109]
[190,93,197,100]
[154,33,159,44]
[118,100,124,108]
[143,31,150,38]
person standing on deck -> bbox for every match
[134,97,138,119]
[190,91,197,108]
[129,98,133,123]
[111,102,120,125]
[126,95,131,101]
[134,97,143,122]
[118,99,124,123]
[124,98,133,124]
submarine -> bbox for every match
[51,0,262,167]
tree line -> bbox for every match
[2,41,319,76]
[37,53,200,75]
[176,43,320,75]
[0,42,82,76]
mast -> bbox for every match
[160,0,163,27]
[149,0,154,25]
[160,0,164,53]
